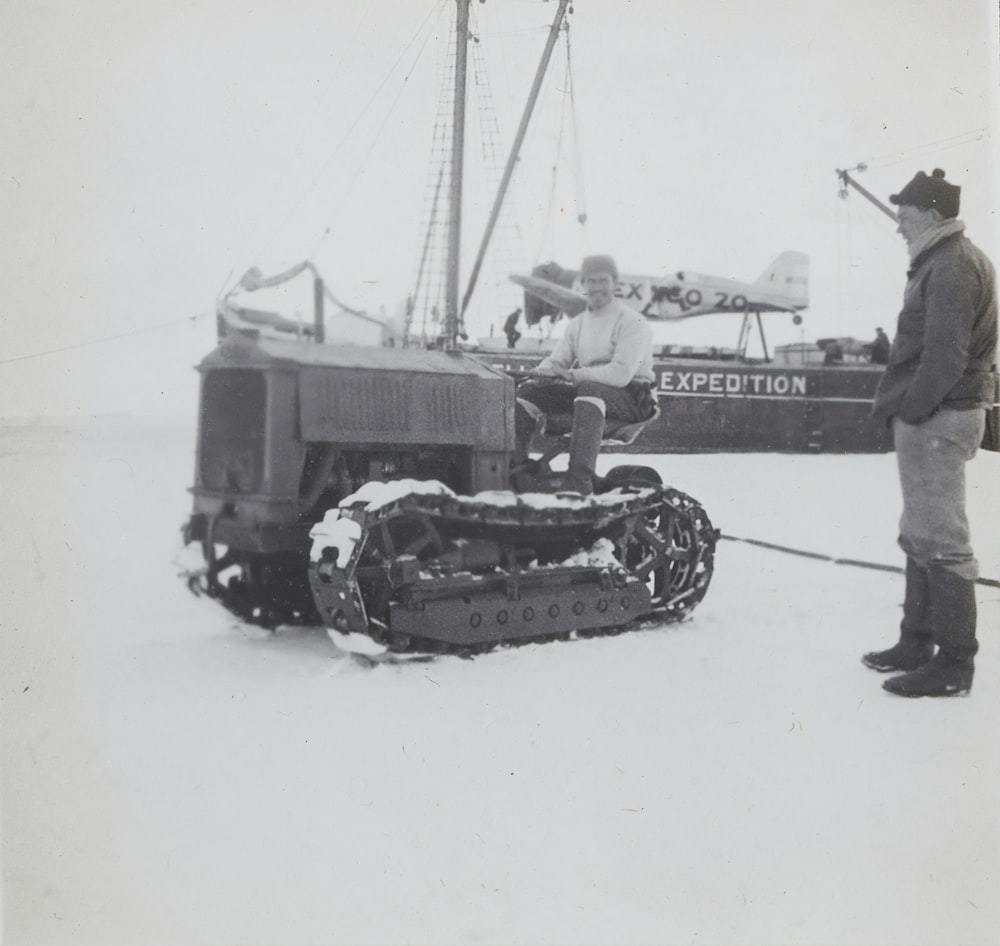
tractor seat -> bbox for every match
[533,403,661,451]
[602,403,662,446]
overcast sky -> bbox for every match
[1,0,997,416]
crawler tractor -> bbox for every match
[182,330,718,654]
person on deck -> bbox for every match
[503,308,523,349]
[869,327,891,365]
[862,168,998,698]
[514,254,655,492]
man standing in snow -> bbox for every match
[864,169,998,697]
[514,254,656,492]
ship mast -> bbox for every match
[461,0,572,326]
[444,0,471,347]
[443,0,571,348]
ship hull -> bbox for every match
[474,351,893,454]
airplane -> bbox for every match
[510,251,809,325]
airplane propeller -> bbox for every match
[509,273,588,317]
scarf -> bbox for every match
[907,217,965,263]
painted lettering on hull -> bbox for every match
[656,369,808,398]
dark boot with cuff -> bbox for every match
[862,558,934,672]
[883,565,977,698]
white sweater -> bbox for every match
[538,299,655,387]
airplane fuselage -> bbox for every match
[605,272,802,320]
[517,250,810,324]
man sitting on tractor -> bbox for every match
[515,254,656,493]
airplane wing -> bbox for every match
[509,273,588,317]
[217,302,316,341]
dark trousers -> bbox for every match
[514,378,654,453]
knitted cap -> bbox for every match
[580,254,618,279]
[889,168,960,219]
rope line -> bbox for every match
[0,313,213,366]
[720,533,1000,588]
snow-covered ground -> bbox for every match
[2,416,998,946]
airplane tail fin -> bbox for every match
[752,251,809,309]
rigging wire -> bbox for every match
[535,66,570,259]
[226,3,376,285]
[0,313,213,367]
[835,192,850,320]
[309,10,443,263]
[11,6,445,373]
[409,1,459,342]
[534,25,574,262]
[228,0,445,294]
[856,126,990,171]
[564,21,587,226]
[410,165,448,324]
[409,2,569,341]
[837,126,991,311]
[460,3,528,335]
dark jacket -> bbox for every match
[870,333,890,364]
[873,232,998,425]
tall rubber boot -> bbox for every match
[862,557,934,672]
[563,396,606,495]
[883,565,976,697]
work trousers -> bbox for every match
[514,378,653,457]
[893,408,986,581]
[517,378,651,424]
